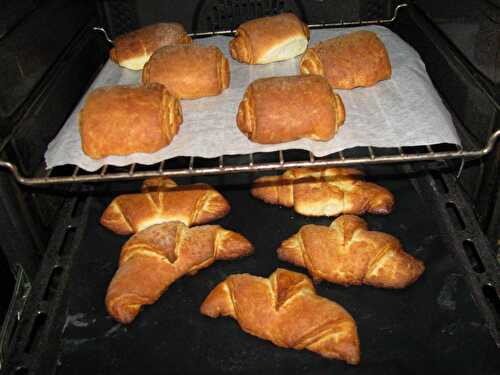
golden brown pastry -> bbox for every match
[201,268,360,364]
[300,31,391,89]
[237,75,345,144]
[251,167,394,216]
[230,13,310,64]
[79,84,182,159]
[278,215,424,288]
[100,177,230,235]
[106,222,253,324]
[110,23,192,70]
[143,44,230,99]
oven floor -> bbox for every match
[40,168,500,374]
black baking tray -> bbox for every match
[5,163,500,375]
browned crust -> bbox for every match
[142,44,230,99]
[79,83,182,159]
[200,268,360,364]
[106,222,253,324]
[302,31,392,89]
[236,75,344,144]
[110,22,192,69]
[251,167,394,216]
[230,13,309,64]
[100,179,230,235]
[277,215,425,288]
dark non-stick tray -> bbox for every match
[5,164,500,374]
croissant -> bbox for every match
[251,167,394,216]
[101,177,230,235]
[201,268,360,364]
[107,222,253,324]
[278,215,424,288]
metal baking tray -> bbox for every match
[3,162,500,374]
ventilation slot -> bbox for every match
[483,285,500,322]
[43,266,64,301]
[429,170,448,193]
[446,202,465,230]
[71,197,86,218]
[25,313,47,353]
[462,240,485,273]
[59,227,76,257]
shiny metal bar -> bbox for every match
[309,152,315,162]
[72,167,79,178]
[249,153,254,167]
[188,3,409,38]
[0,130,498,186]
[426,145,435,154]
[158,161,165,173]
[100,165,108,177]
[368,146,375,160]
[308,3,408,29]
[218,156,224,168]
[188,29,235,37]
[93,27,114,44]
[128,163,136,175]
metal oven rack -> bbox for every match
[0,3,499,186]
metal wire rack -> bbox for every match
[0,3,499,186]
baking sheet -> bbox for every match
[45,25,460,172]
[53,169,500,374]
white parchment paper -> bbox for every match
[45,25,460,171]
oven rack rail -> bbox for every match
[0,130,498,185]
[1,3,499,186]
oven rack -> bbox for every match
[1,2,499,186]
[0,131,498,186]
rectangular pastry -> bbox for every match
[237,75,345,144]
[230,13,309,64]
[300,30,391,89]
[110,23,192,70]
[79,84,182,159]
[143,44,230,99]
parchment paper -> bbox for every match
[45,25,460,172]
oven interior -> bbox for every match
[0,1,499,374]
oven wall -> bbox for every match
[0,0,108,282]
